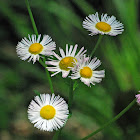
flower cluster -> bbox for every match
[16,37,105,87]
[16,12,124,132]
[46,45,105,87]
[16,36,105,86]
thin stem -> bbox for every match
[25,0,58,139]
[90,35,103,57]
[39,58,46,68]
[52,129,61,140]
[34,90,40,96]
[81,98,136,140]
[25,0,54,94]
[44,66,54,94]
[39,58,54,93]
[25,0,38,36]
[68,80,74,115]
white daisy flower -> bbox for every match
[46,44,87,78]
[70,57,105,87]
[28,93,69,132]
[83,12,124,36]
[16,34,56,63]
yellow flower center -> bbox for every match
[40,105,56,120]
[29,43,43,54]
[59,56,77,71]
[95,22,111,32]
[80,66,92,78]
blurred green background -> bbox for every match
[0,0,140,140]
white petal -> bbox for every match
[59,47,65,58]
[62,71,70,78]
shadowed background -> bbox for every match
[0,0,140,140]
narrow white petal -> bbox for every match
[68,45,73,55]
[71,44,78,56]
[62,71,70,78]
[59,47,65,58]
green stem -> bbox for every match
[68,80,74,115]
[25,0,54,94]
[90,35,103,57]
[25,0,38,36]
[81,98,136,140]
[52,129,61,140]
[39,58,46,68]
[25,0,58,139]
[39,58,54,93]
[34,90,40,96]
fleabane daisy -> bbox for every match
[83,12,124,36]
[28,93,69,132]
[135,93,140,106]
[46,44,87,78]
[16,34,56,63]
[70,57,105,87]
